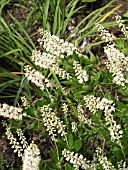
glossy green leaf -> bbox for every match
[82,0,96,2]
[65,163,74,170]
[67,133,74,149]
[74,140,82,152]
[50,149,58,163]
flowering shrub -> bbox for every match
[1,16,128,170]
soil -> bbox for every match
[0,0,128,169]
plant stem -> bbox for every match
[50,69,78,117]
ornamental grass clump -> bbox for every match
[1,15,128,169]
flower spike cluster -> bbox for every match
[96,23,115,42]
[41,105,67,142]
[22,142,41,170]
[115,15,128,38]
[96,23,128,86]
[5,126,40,170]
[21,96,30,109]
[31,49,57,69]
[51,63,71,80]
[6,127,24,157]
[0,103,26,120]
[73,61,88,84]
[24,65,52,90]
[84,95,123,144]
[77,104,92,126]
[30,50,71,80]
[104,44,128,86]
[17,129,28,149]
[96,147,115,170]
[62,149,96,170]
[38,28,82,58]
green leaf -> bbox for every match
[27,107,36,117]
[121,107,128,117]
[89,50,96,63]
[35,100,43,107]
[47,162,58,170]
[122,97,128,101]
[82,85,91,92]
[72,51,79,61]
[27,122,35,129]
[62,80,74,85]
[39,159,43,170]
[33,122,44,131]
[94,71,101,83]
[123,11,128,18]
[118,88,128,96]
[104,90,114,100]
[50,149,58,163]
[65,163,74,170]
[25,8,37,26]
[82,0,96,2]
[67,133,74,149]
[114,112,123,118]
[58,139,66,149]
[124,145,128,155]
[113,146,123,160]
[122,48,128,55]
[74,140,82,152]
[14,77,28,106]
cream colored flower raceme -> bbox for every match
[77,104,92,126]
[84,95,123,144]
[0,103,26,120]
[22,142,41,170]
[21,96,30,109]
[71,121,77,132]
[5,127,24,157]
[84,95,100,113]
[51,63,71,80]
[24,65,52,90]
[115,15,128,38]
[104,109,123,144]
[62,149,96,170]
[5,126,40,170]
[30,50,71,80]
[96,23,128,87]
[17,129,28,149]
[96,23,115,42]
[41,105,67,142]
[38,28,82,58]
[62,103,69,114]
[96,147,116,170]
[30,49,57,69]
[73,61,89,84]
[117,160,128,170]
[104,44,128,86]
